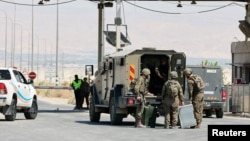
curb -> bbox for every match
[224,112,250,118]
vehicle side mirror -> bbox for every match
[28,79,34,84]
[85,65,94,76]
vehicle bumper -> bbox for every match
[0,97,7,106]
[203,101,225,109]
[118,96,161,108]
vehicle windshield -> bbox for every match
[0,70,11,80]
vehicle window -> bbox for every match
[13,70,21,82]
[0,70,11,80]
[18,71,27,84]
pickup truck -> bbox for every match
[0,67,38,121]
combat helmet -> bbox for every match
[170,71,178,79]
[184,68,192,75]
[142,68,151,75]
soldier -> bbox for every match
[161,71,184,129]
[184,68,205,128]
[134,68,153,128]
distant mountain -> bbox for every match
[186,57,231,69]
[0,50,231,69]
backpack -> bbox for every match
[166,80,179,98]
[129,76,150,94]
[190,74,205,91]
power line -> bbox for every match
[124,1,245,15]
[0,0,77,6]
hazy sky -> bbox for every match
[0,0,247,68]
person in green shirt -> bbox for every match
[71,74,83,110]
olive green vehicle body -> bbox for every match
[89,48,186,125]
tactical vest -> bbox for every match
[72,80,82,90]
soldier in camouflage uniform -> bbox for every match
[161,71,184,129]
[134,68,153,128]
[184,68,205,128]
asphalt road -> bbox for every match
[0,99,249,141]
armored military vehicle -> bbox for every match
[184,65,227,118]
[89,48,186,125]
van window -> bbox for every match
[0,70,11,80]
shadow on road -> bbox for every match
[75,120,164,128]
[38,109,89,113]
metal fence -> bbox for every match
[225,84,250,115]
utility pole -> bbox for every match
[115,0,122,52]
[97,0,105,70]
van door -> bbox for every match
[203,67,224,101]
[170,53,186,91]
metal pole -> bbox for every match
[15,23,22,70]
[4,14,7,67]
[37,36,39,82]
[27,31,30,72]
[20,28,23,70]
[12,2,16,67]
[44,40,46,67]
[56,0,59,86]
[97,0,104,70]
[0,10,8,67]
[31,0,34,71]
[9,18,14,67]
[115,0,122,51]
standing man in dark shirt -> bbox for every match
[155,58,169,94]
[155,58,168,82]
[81,77,90,109]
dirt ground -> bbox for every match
[37,89,75,105]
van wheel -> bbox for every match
[205,110,212,117]
[5,98,17,121]
[89,95,100,122]
[216,109,223,118]
[110,97,123,125]
[24,99,38,119]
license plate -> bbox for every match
[0,98,5,103]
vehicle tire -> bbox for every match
[110,96,123,125]
[5,98,17,121]
[205,110,212,117]
[24,99,38,119]
[215,109,224,118]
[89,95,100,122]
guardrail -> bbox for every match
[34,86,73,90]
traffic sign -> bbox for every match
[29,72,36,80]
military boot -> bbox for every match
[164,124,170,129]
[170,124,178,129]
[195,123,201,128]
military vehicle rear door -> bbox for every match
[189,66,224,101]
[170,53,186,90]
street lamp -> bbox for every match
[5,17,14,67]
[38,0,59,86]
[36,36,40,82]
[15,23,23,70]
[0,10,7,67]
[12,1,16,67]
[31,0,34,71]
[56,0,59,86]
